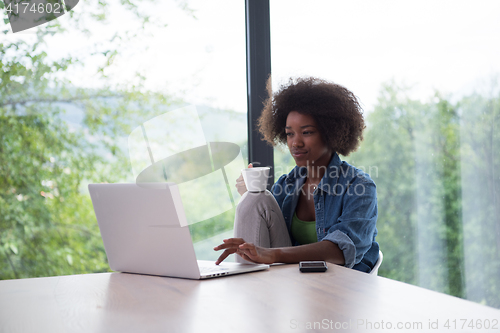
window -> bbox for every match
[271,0,500,308]
[0,0,246,277]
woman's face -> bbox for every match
[285,111,333,168]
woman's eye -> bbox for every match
[303,131,313,135]
[286,132,293,136]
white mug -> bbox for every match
[241,167,270,192]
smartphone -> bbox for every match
[299,261,328,273]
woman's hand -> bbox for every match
[214,238,276,265]
[235,163,253,196]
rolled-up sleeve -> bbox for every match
[322,178,378,268]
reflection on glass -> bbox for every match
[129,106,245,225]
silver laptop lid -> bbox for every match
[88,183,201,279]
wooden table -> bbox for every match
[0,263,498,333]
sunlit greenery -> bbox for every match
[1,0,188,278]
[347,81,500,308]
[273,80,500,309]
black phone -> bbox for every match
[299,261,328,273]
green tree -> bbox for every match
[349,80,500,308]
[348,83,422,285]
[0,0,192,279]
[0,107,107,278]
[458,86,500,308]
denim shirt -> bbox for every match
[271,153,379,273]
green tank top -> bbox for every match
[291,212,318,245]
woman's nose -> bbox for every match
[292,136,304,147]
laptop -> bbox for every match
[88,183,269,279]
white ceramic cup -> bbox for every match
[241,167,270,192]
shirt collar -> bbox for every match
[284,152,342,195]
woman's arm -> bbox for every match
[214,238,345,265]
[273,240,345,265]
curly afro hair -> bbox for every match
[257,76,365,156]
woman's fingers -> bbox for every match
[239,242,253,248]
[214,239,252,264]
[237,249,257,263]
[225,238,245,244]
[238,243,274,264]
[237,243,257,259]
[213,238,243,251]
[215,249,233,265]
[213,238,247,263]
[236,175,246,193]
[235,163,253,196]
[239,242,256,252]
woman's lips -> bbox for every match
[292,150,307,157]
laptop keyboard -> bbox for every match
[199,266,228,274]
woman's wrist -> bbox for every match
[271,248,282,263]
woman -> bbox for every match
[214,77,379,273]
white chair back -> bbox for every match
[370,250,383,275]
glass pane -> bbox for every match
[271,0,500,308]
[0,0,246,278]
